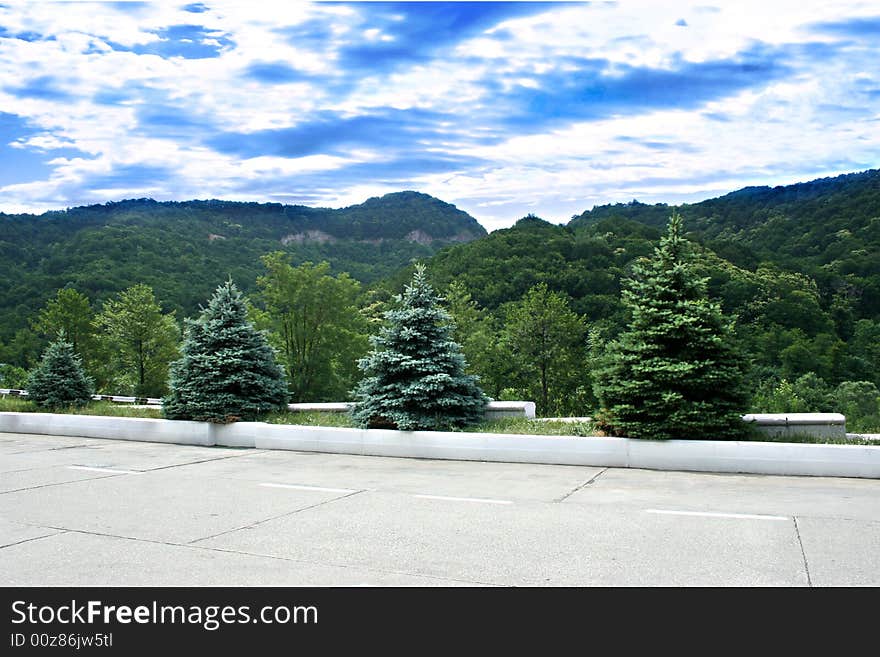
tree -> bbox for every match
[351,265,488,430]
[0,363,28,388]
[93,284,179,397]
[32,288,95,357]
[26,338,94,409]
[501,283,587,416]
[833,380,880,432]
[163,280,288,423]
[593,212,750,440]
[444,279,510,400]
[256,253,369,401]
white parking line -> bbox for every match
[413,494,513,505]
[645,509,789,521]
[68,465,140,475]
[260,483,358,494]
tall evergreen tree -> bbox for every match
[163,281,288,423]
[26,338,94,409]
[593,212,749,439]
[352,265,488,430]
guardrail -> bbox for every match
[0,389,162,406]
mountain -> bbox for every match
[425,170,880,387]
[568,169,880,320]
[0,191,486,344]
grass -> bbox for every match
[462,417,596,436]
[265,410,357,428]
[745,431,878,446]
[0,397,163,418]
[266,411,596,436]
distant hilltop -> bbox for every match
[0,190,488,243]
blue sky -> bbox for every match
[1,1,878,229]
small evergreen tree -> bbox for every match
[163,281,288,423]
[593,212,749,440]
[26,338,94,409]
[351,265,488,430]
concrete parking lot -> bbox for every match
[1,431,878,586]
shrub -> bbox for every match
[751,373,833,413]
[833,381,880,433]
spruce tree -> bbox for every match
[593,212,749,440]
[163,281,288,423]
[351,265,488,430]
[26,338,94,409]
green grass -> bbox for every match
[745,431,878,446]
[265,411,596,435]
[0,397,163,418]
[462,417,596,436]
[265,410,357,428]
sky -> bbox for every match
[1,1,878,230]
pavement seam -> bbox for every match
[6,445,100,456]
[11,524,498,586]
[0,529,67,551]
[792,516,813,587]
[0,473,124,495]
[187,489,366,545]
[138,452,256,473]
[555,467,609,502]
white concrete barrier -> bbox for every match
[287,402,353,413]
[283,400,537,419]
[2,411,879,478]
[743,413,846,439]
[0,412,213,446]
[483,401,536,419]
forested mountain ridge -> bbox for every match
[568,168,880,320]
[0,191,486,348]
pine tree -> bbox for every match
[593,212,749,440]
[163,281,288,423]
[351,265,488,430]
[26,338,94,409]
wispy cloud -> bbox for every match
[0,1,878,227]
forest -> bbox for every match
[1,169,878,431]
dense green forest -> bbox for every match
[1,170,878,429]
[0,191,485,361]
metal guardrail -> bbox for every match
[0,389,162,405]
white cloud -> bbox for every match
[0,1,877,226]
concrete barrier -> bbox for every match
[743,413,846,439]
[0,412,213,446]
[483,401,536,419]
[2,411,879,478]
[287,402,352,413]
[283,400,536,419]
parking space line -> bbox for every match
[260,482,358,494]
[68,465,140,475]
[413,494,513,505]
[645,509,789,521]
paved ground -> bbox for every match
[1,431,878,586]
